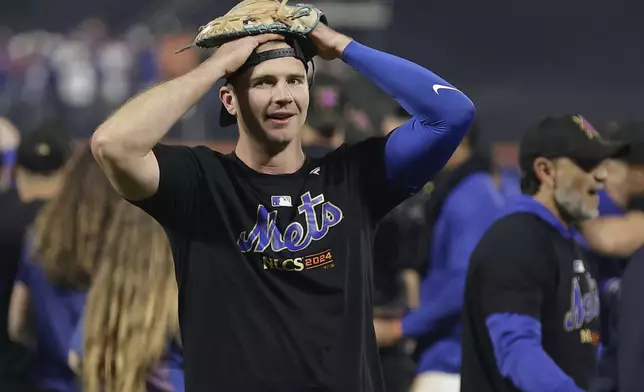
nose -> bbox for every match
[272,81,293,105]
[593,164,608,182]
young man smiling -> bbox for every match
[92,20,474,392]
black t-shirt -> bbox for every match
[131,137,405,392]
[461,212,601,392]
[303,144,336,159]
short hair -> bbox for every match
[520,169,541,195]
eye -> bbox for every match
[253,79,272,88]
[287,78,304,85]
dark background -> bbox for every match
[0,0,641,142]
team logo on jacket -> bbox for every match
[563,272,600,333]
[237,192,344,253]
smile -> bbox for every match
[267,113,295,124]
[267,113,295,120]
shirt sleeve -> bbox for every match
[340,135,406,223]
[338,41,475,223]
[476,223,554,319]
[486,314,585,392]
[128,144,206,232]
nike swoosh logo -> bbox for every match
[432,84,461,94]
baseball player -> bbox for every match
[461,115,627,392]
[91,9,474,392]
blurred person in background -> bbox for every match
[0,124,70,392]
[5,32,60,133]
[461,115,630,392]
[580,208,644,392]
[571,121,644,392]
[375,122,513,392]
[576,120,644,392]
[8,147,121,392]
[0,117,27,392]
[13,125,70,206]
[303,73,348,157]
[68,200,183,392]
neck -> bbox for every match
[16,173,62,203]
[532,189,569,229]
[235,135,305,175]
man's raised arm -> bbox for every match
[91,34,284,201]
[579,211,644,257]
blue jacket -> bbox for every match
[16,253,86,392]
[401,171,513,373]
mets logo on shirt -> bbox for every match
[237,192,344,272]
[563,263,600,346]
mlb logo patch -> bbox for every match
[271,196,292,207]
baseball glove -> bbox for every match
[176,0,327,56]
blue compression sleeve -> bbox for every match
[486,314,584,392]
[341,41,475,193]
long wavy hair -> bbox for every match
[31,146,121,289]
[82,200,179,392]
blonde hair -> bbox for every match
[82,200,178,392]
[32,146,121,289]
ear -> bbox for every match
[533,157,555,188]
[219,85,237,117]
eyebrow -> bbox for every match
[250,72,307,82]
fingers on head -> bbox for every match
[255,33,285,43]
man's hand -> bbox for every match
[580,211,644,257]
[373,318,403,347]
[204,34,285,76]
[309,23,353,60]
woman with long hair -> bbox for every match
[69,200,183,392]
[8,146,122,392]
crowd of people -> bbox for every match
[0,10,643,392]
[0,18,391,145]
